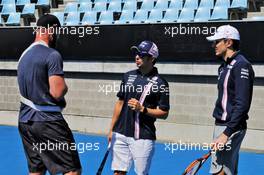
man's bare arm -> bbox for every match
[49,75,68,101]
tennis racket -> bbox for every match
[96,143,111,175]
[181,151,211,175]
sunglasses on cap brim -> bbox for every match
[135,52,152,58]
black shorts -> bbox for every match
[18,120,82,175]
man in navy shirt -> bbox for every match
[17,14,81,175]
[206,25,254,175]
[108,41,170,175]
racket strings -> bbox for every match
[182,152,211,175]
[184,161,202,175]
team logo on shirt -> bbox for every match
[127,75,137,85]
[218,68,224,80]
[227,64,234,69]
[241,68,249,79]
[147,76,158,84]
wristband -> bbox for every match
[142,107,148,115]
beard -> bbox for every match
[49,34,59,49]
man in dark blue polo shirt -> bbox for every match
[108,41,170,175]
[17,14,81,175]
[206,25,254,175]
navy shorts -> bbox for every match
[18,120,82,175]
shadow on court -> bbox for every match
[0,125,263,175]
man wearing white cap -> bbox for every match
[206,25,254,175]
[108,41,170,175]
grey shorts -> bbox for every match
[209,125,246,175]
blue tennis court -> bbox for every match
[0,125,263,174]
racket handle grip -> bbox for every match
[107,142,111,149]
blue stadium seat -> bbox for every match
[154,0,169,10]
[52,12,65,26]
[183,0,198,9]
[64,2,78,14]
[36,0,50,7]
[109,0,121,2]
[1,4,16,15]
[98,11,113,24]
[145,9,163,23]
[177,8,194,22]
[108,1,122,12]
[210,6,228,20]
[199,0,214,9]
[65,12,80,26]
[129,9,148,24]
[114,9,134,24]
[16,0,31,6]
[214,0,230,8]
[194,7,211,22]
[169,0,183,10]
[77,0,91,3]
[79,2,92,13]
[1,0,16,5]
[81,11,97,25]
[140,0,154,10]
[94,0,108,2]
[160,8,179,23]
[21,3,35,16]
[231,0,247,9]
[6,12,21,25]
[123,1,137,11]
[93,2,107,12]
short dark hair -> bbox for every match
[144,55,156,65]
[152,59,156,65]
[37,14,61,28]
[232,39,240,51]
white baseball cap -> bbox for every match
[206,25,240,41]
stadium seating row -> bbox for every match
[62,0,247,13]
[0,0,251,26]
[0,0,49,6]
[0,0,50,25]
[0,3,35,15]
[52,0,248,25]
[53,7,231,26]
